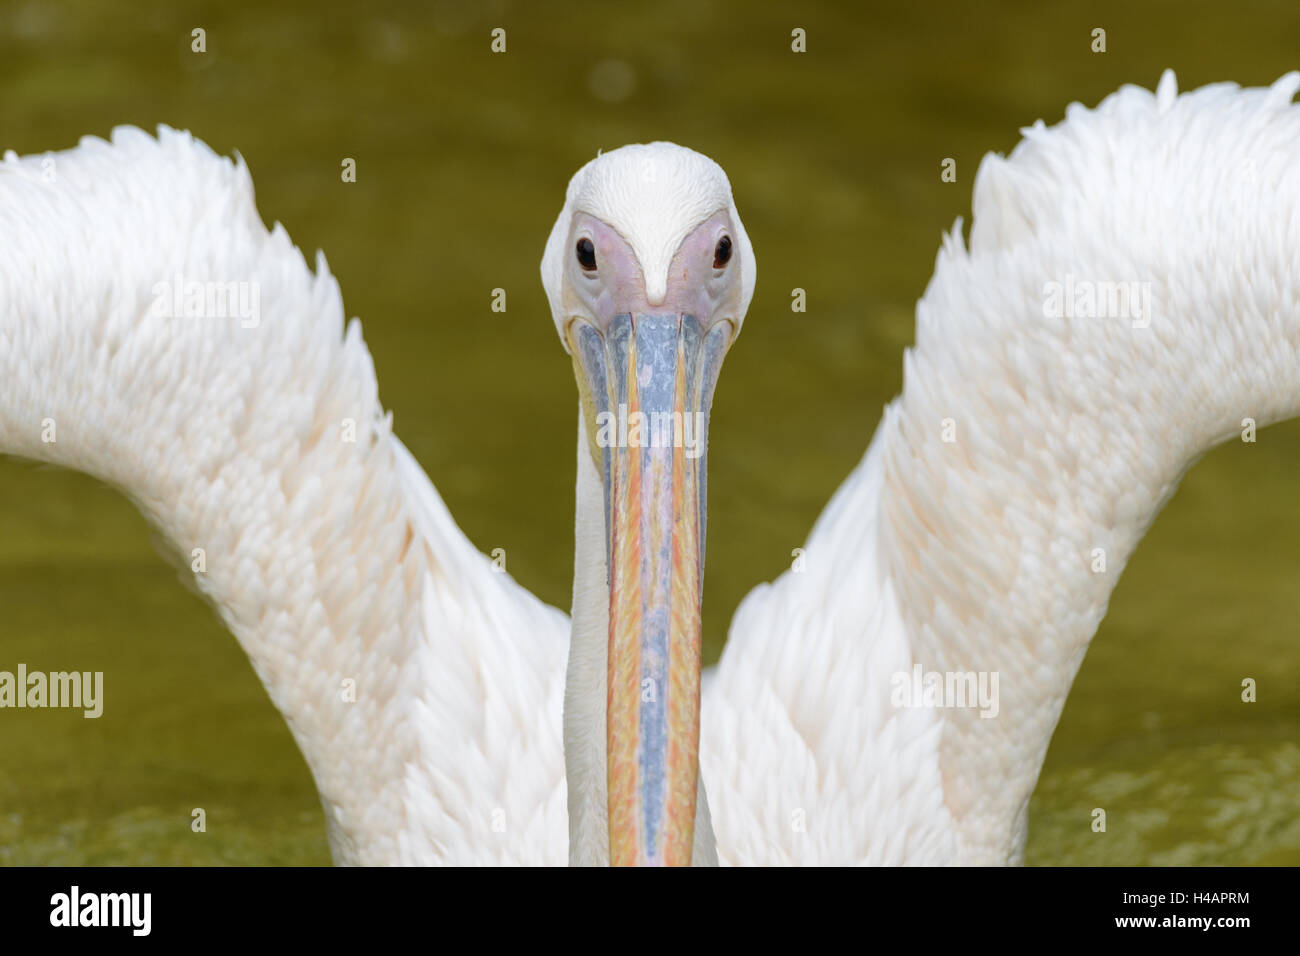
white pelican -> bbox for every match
[2,70,1297,864]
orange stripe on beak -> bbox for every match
[573,312,729,866]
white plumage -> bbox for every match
[0,128,569,864]
[3,70,1297,864]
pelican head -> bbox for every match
[541,142,755,865]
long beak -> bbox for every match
[572,312,729,866]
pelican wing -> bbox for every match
[0,126,569,864]
[703,70,1300,866]
[389,437,569,864]
[702,431,957,865]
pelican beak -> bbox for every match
[571,312,729,866]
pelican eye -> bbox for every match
[713,235,732,268]
[576,237,597,271]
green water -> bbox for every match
[2,0,1298,864]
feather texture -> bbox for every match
[0,127,568,864]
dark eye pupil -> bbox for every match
[713,235,732,268]
[576,237,597,271]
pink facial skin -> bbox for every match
[561,209,740,348]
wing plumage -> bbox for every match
[702,70,1300,864]
[0,126,569,864]
[390,437,569,864]
[703,432,957,864]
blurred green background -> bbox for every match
[2,0,1299,864]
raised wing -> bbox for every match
[703,70,1300,865]
[0,126,569,864]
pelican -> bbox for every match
[2,70,1297,864]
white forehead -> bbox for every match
[567,142,733,301]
